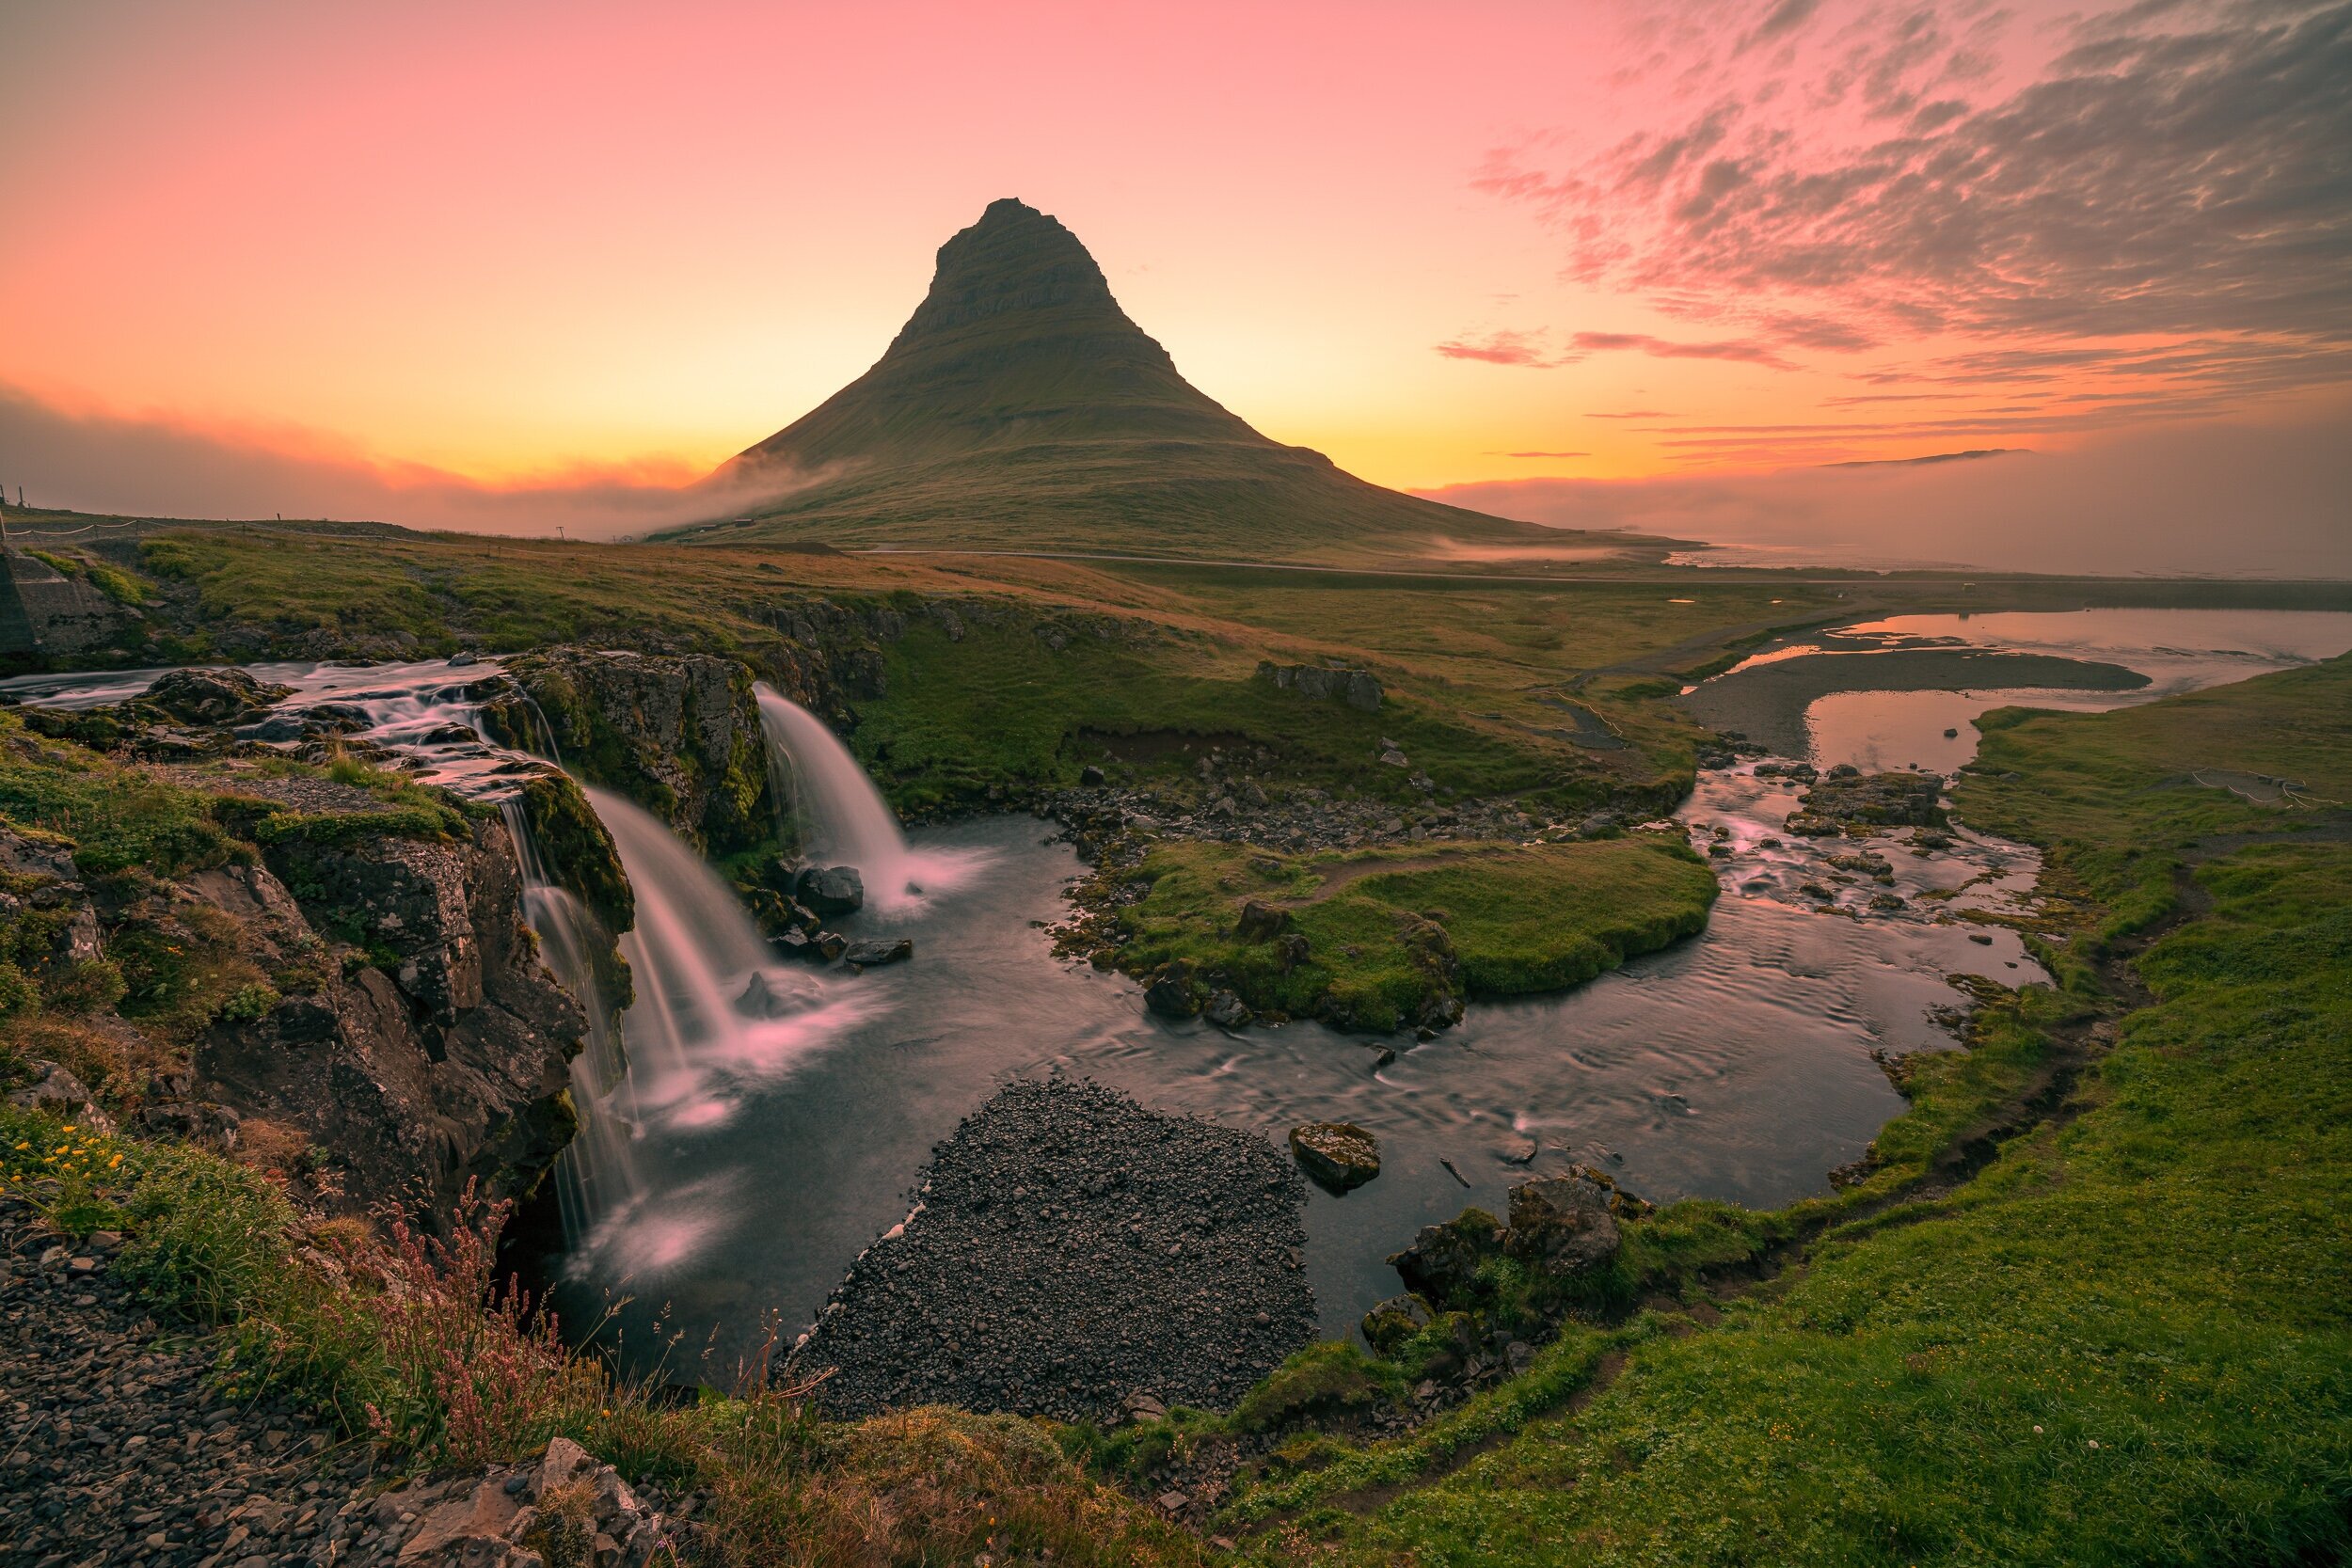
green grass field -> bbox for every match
[1175,656,2352,1565]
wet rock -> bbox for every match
[796,864,866,915]
[1388,1209,1503,1308]
[1502,1173,1620,1275]
[481,645,771,852]
[813,930,850,961]
[1203,989,1253,1028]
[841,937,913,968]
[139,666,294,724]
[1144,959,1202,1019]
[1080,764,1107,786]
[1289,1121,1381,1193]
[1794,769,1946,833]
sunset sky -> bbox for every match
[1,0,2344,561]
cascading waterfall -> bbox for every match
[755,684,952,912]
[501,798,645,1244]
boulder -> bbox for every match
[1289,1121,1381,1193]
[1502,1173,1620,1275]
[140,667,294,724]
[1143,960,1202,1019]
[1203,989,1253,1028]
[796,864,866,915]
[1359,1293,1434,1355]
[1387,1209,1503,1308]
[6,1061,113,1133]
[841,937,914,968]
[1233,899,1289,942]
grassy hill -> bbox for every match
[661,199,1632,563]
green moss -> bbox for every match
[0,713,246,878]
[1116,836,1717,1032]
[1231,1343,1406,1434]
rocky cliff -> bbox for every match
[480,647,774,855]
[0,703,597,1221]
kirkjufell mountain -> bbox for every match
[674,198,1593,560]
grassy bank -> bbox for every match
[1195,656,2352,1564]
[1112,835,1718,1032]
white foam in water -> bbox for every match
[585,786,870,1135]
[755,683,991,912]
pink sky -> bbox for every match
[1,0,2344,550]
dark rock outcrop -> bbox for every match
[480,646,772,853]
[194,817,587,1217]
[795,864,865,915]
[840,937,912,968]
[1389,1170,1628,1312]
[1256,661,1383,712]
[140,667,294,724]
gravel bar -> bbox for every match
[788,1076,1316,1422]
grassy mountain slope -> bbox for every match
[666,199,1624,563]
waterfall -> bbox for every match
[586,786,856,1130]
[755,684,930,911]
[501,798,644,1245]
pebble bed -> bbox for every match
[789,1077,1316,1422]
[0,1195,371,1568]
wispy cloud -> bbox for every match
[1435,330,1551,365]
[1564,331,1795,369]
[1478,0,2352,415]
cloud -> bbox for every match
[0,386,812,540]
[1479,0,2352,404]
[1565,331,1796,369]
[1414,399,2352,577]
[1492,450,1591,458]
[1435,330,1551,365]
[1586,408,1676,419]
[1437,328,1798,371]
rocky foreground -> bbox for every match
[789,1077,1316,1423]
[0,1191,683,1567]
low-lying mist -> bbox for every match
[0,386,817,540]
[1418,404,2352,578]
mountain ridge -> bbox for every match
[675,199,1631,563]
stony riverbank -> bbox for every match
[787,1077,1316,1423]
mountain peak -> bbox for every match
[893,198,1121,345]
[704,201,1553,561]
